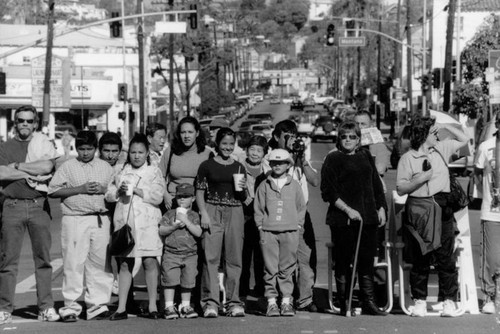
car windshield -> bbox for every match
[249,114,271,119]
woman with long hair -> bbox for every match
[160,116,211,210]
[106,134,166,320]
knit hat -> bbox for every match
[176,183,195,197]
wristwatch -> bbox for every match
[14,162,19,170]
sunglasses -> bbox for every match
[340,134,358,140]
[16,118,35,124]
[176,195,192,199]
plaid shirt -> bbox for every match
[48,158,114,216]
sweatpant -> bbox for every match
[200,204,244,310]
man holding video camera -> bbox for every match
[267,120,320,313]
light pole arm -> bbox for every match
[0,10,196,59]
[345,28,427,55]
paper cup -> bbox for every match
[233,173,244,191]
[125,182,134,196]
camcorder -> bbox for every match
[285,135,306,156]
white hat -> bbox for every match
[268,149,293,164]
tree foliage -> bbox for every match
[452,83,488,119]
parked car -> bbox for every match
[251,92,264,102]
[314,95,335,105]
[311,115,338,143]
[247,112,273,124]
[296,114,316,137]
[239,119,262,131]
[290,99,304,111]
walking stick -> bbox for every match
[346,218,364,317]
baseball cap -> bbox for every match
[268,149,293,164]
[209,118,229,129]
[176,183,195,197]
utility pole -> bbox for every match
[443,0,457,112]
[393,0,402,82]
[137,0,145,133]
[43,0,55,130]
[168,0,175,137]
[406,0,413,114]
[421,0,427,115]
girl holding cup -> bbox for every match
[105,134,166,320]
[196,127,248,318]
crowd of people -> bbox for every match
[0,104,493,326]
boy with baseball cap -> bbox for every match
[159,183,202,319]
[253,149,306,317]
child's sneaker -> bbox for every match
[280,303,295,317]
[266,303,280,317]
[38,307,60,322]
[163,306,179,320]
[179,305,198,319]
[0,312,12,325]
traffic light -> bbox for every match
[421,74,430,91]
[0,72,5,95]
[452,59,457,82]
[304,59,308,69]
[118,111,126,120]
[118,83,127,101]
[326,24,335,46]
[189,4,198,30]
[110,11,122,38]
[432,68,442,89]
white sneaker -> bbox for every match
[482,301,495,314]
[38,307,60,322]
[0,311,12,325]
[411,299,427,317]
[441,299,456,317]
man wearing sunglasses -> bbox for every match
[0,105,60,325]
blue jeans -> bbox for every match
[0,198,54,313]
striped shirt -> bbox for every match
[48,158,114,216]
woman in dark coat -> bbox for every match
[321,120,387,316]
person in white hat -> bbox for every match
[254,149,306,317]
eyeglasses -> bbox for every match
[16,118,35,124]
[340,134,358,140]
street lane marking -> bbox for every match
[15,258,63,294]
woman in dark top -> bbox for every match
[320,120,387,316]
[196,127,248,318]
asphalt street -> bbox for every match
[5,101,500,333]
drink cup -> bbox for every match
[125,182,134,196]
[233,173,244,191]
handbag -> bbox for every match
[110,224,135,256]
[110,176,141,256]
[435,149,470,212]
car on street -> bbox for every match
[270,96,281,104]
[290,99,304,111]
[251,92,264,102]
[239,119,262,131]
[247,112,273,124]
[282,94,300,104]
[296,114,316,137]
[310,115,338,142]
[302,97,316,108]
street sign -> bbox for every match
[31,55,71,108]
[338,36,366,47]
[154,21,187,35]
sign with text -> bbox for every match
[338,36,366,47]
[31,55,71,108]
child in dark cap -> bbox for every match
[159,183,202,319]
